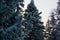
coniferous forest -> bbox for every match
[0,0,60,40]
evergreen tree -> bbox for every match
[0,0,24,40]
[54,0,60,40]
[23,0,44,40]
[49,0,60,40]
[47,12,56,40]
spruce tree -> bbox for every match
[0,0,24,40]
[23,0,44,40]
[47,12,56,40]
[54,0,60,40]
[50,0,60,40]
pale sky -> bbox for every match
[24,0,58,26]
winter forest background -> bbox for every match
[24,0,58,26]
[0,0,60,40]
